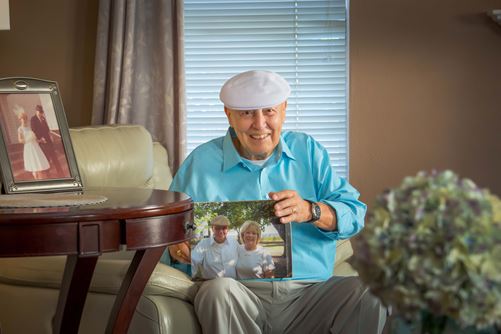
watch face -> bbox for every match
[312,202,321,221]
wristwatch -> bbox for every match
[306,200,321,223]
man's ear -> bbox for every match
[279,101,287,120]
[224,107,233,126]
[280,101,287,112]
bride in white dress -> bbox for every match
[17,110,50,179]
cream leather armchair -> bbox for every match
[0,124,357,334]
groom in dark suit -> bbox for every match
[30,105,64,175]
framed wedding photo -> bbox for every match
[0,77,82,194]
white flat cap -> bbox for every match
[219,70,291,110]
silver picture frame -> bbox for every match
[0,77,82,194]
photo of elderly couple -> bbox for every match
[191,200,292,281]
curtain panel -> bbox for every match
[92,0,186,173]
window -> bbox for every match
[184,0,349,177]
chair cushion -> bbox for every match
[149,142,173,190]
[333,239,357,276]
[0,256,198,303]
[70,125,156,189]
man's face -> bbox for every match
[36,110,44,118]
[225,101,287,160]
[212,225,228,243]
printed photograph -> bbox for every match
[192,200,292,281]
[0,92,71,182]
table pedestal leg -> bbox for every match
[105,246,166,334]
[53,255,98,334]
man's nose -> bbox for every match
[251,110,266,129]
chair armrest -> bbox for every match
[0,256,199,303]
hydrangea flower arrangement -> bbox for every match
[351,170,501,330]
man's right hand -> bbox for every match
[168,241,191,264]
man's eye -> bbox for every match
[239,111,253,117]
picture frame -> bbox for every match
[0,77,82,194]
[192,200,292,281]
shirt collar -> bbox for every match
[279,134,296,161]
[222,128,242,171]
[222,127,296,172]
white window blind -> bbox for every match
[184,0,349,177]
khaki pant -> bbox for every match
[194,276,387,334]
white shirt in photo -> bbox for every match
[236,245,275,279]
[191,236,239,279]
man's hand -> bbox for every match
[269,190,338,230]
[168,241,191,263]
[269,190,311,224]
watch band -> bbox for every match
[306,200,321,223]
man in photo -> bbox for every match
[191,215,239,280]
[30,104,63,175]
[168,70,387,334]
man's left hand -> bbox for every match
[269,190,311,224]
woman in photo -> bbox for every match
[16,106,50,180]
[236,220,275,279]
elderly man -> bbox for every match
[169,70,386,334]
[191,215,239,280]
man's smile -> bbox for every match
[249,133,270,140]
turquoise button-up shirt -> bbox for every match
[169,128,366,281]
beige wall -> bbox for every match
[350,0,501,204]
[0,0,98,127]
[1,0,499,203]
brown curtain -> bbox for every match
[92,0,185,173]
